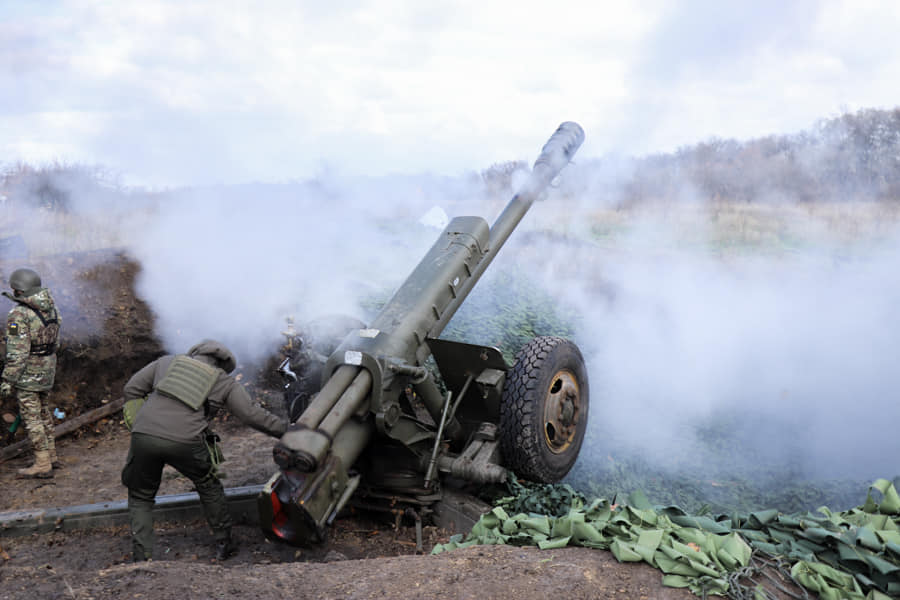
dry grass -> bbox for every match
[585,200,900,256]
[4,192,900,261]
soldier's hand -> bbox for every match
[0,381,12,398]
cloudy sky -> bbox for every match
[4,0,899,496]
[2,0,898,188]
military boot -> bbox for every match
[17,450,54,479]
[48,448,63,469]
[215,535,239,561]
[47,440,62,469]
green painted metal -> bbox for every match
[0,485,264,538]
[265,122,586,545]
[0,483,488,540]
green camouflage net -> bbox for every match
[433,477,900,599]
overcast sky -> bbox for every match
[2,0,898,188]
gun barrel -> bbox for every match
[264,122,585,544]
[276,364,369,472]
[297,365,360,429]
[487,121,584,257]
[425,121,584,339]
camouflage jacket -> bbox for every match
[2,288,61,391]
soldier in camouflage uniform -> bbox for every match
[1,268,62,479]
[121,339,288,562]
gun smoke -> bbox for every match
[3,141,899,511]
[136,169,900,505]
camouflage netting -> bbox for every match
[433,477,900,599]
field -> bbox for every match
[3,183,899,598]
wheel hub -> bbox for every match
[542,370,581,454]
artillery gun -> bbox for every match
[259,122,589,544]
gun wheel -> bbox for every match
[499,336,589,483]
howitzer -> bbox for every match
[259,122,589,544]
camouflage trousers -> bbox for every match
[17,389,55,455]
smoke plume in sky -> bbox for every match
[4,121,899,504]
[89,153,900,491]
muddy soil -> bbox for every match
[0,251,796,599]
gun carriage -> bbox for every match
[259,122,590,544]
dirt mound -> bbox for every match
[3,544,698,600]
[1,249,164,425]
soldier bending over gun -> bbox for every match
[121,339,287,562]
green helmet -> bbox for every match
[9,268,41,292]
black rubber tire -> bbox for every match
[499,336,589,483]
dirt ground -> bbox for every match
[1,418,702,600]
[0,251,794,599]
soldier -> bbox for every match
[120,339,288,562]
[1,268,62,479]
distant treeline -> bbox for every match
[620,107,900,205]
[0,162,128,212]
[4,107,900,208]
[482,107,900,206]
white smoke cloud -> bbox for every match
[499,193,900,485]
[439,157,900,487]
[580,243,900,477]
[123,174,490,363]
[6,136,898,490]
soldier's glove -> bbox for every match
[0,381,12,398]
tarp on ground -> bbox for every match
[433,478,900,599]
